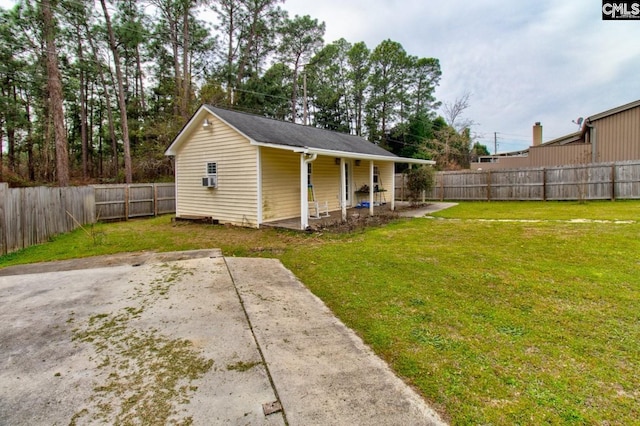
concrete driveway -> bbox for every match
[0,250,445,425]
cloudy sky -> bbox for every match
[2,0,638,152]
[284,0,640,152]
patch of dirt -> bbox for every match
[309,211,402,233]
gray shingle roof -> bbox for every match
[206,105,398,159]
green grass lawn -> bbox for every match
[2,201,639,424]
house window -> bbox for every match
[207,162,218,175]
[373,166,380,184]
[202,162,218,188]
[307,163,312,185]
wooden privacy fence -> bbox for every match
[395,160,640,201]
[0,183,176,255]
[0,183,95,256]
[94,183,176,220]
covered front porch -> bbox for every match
[282,150,434,231]
[257,142,435,231]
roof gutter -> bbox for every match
[249,142,435,165]
[304,146,435,164]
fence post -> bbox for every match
[542,168,547,201]
[0,183,6,255]
[611,163,616,201]
[124,185,130,220]
[487,170,492,201]
[154,184,159,216]
[439,172,444,201]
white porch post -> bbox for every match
[369,160,375,216]
[390,163,396,211]
[422,165,426,203]
[257,147,263,225]
[340,158,347,221]
[300,154,309,230]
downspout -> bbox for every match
[340,158,347,221]
[300,152,317,230]
[256,147,263,227]
[369,160,375,216]
[390,163,396,211]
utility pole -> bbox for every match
[494,132,498,154]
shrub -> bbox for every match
[406,166,435,205]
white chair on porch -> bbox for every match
[308,184,330,219]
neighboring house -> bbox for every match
[472,99,640,170]
[165,105,434,230]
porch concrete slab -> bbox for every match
[262,202,457,230]
[227,257,446,426]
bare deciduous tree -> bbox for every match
[442,92,476,133]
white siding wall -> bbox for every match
[175,114,259,227]
[351,160,394,205]
[261,148,300,220]
[352,161,370,192]
[379,162,395,205]
[310,156,342,210]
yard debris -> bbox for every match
[262,400,283,416]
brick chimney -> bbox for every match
[532,122,543,146]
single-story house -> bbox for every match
[165,105,434,230]
[472,98,640,170]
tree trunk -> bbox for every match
[42,0,70,186]
[235,5,262,90]
[7,85,16,172]
[0,121,3,182]
[98,105,103,177]
[25,97,35,181]
[181,1,191,119]
[77,26,88,179]
[100,0,133,183]
[83,21,119,179]
[226,3,236,100]
[291,68,298,123]
[170,18,181,117]
[106,67,119,177]
[135,45,146,112]
[42,90,52,181]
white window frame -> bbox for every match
[206,162,218,176]
[203,161,218,188]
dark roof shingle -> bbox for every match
[207,105,397,158]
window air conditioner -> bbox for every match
[202,176,217,188]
